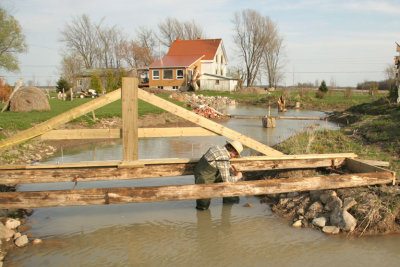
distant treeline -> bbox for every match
[356,80,394,90]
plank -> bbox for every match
[0,89,122,151]
[138,88,284,156]
[0,172,394,208]
[345,158,391,173]
[122,78,138,161]
[232,115,325,120]
[40,127,218,140]
[0,156,352,185]
[355,159,390,167]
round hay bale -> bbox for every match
[10,86,50,112]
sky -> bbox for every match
[1,0,399,87]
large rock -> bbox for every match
[14,235,29,247]
[0,223,15,239]
[324,196,343,211]
[312,217,328,228]
[320,190,337,204]
[322,226,340,234]
[330,208,357,232]
[305,201,323,219]
[5,218,21,230]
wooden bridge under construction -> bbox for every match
[0,78,396,209]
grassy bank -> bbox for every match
[198,89,384,111]
[275,98,400,175]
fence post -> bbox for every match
[122,78,138,161]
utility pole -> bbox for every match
[396,42,400,104]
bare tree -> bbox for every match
[60,51,84,86]
[136,26,157,59]
[158,17,205,47]
[232,9,274,86]
[96,24,124,69]
[61,14,99,69]
[263,30,285,88]
[118,40,154,69]
[384,63,396,81]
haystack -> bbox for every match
[9,87,50,112]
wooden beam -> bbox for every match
[122,78,138,161]
[0,171,394,208]
[232,115,325,120]
[40,127,218,140]
[354,159,390,167]
[137,88,284,156]
[0,89,122,152]
[0,154,356,185]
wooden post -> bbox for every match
[122,78,138,161]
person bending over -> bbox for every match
[194,140,244,210]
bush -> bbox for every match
[318,80,328,93]
[344,87,352,99]
[315,90,325,99]
[0,78,12,103]
[105,69,116,93]
[90,72,103,95]
[56,77,71,93]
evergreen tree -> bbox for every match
[318,80,328,93]
[105,69,116,93]
[56,77,71,93]
[90,71,103,95]
[115,69,126,90]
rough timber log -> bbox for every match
[0,172,394,209]
[0,154,356,185]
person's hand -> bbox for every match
[236,171,243,180]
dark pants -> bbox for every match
[194,156,239,210]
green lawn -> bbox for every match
[0,94,185,133]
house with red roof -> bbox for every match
[143,38,237,91]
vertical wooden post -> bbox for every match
[122,77,138,161]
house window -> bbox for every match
[173,86,179,89]
[176,69,184,79]
[153,70,160,80]
[163,69,173,79]
[215,69,218,75]
[221,56,224,64]
[215,80,220,85]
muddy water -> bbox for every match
[6,106,400,266]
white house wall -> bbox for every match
[200,42,228,77]
[200,79,237,92]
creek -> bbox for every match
[5,105,400,266]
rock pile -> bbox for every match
[184,93,236,109]
[0,210,42,265]
[168,93,235,110]
[194,105,221,119]
[267,189,358,235]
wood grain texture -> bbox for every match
[0,172,394,208]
